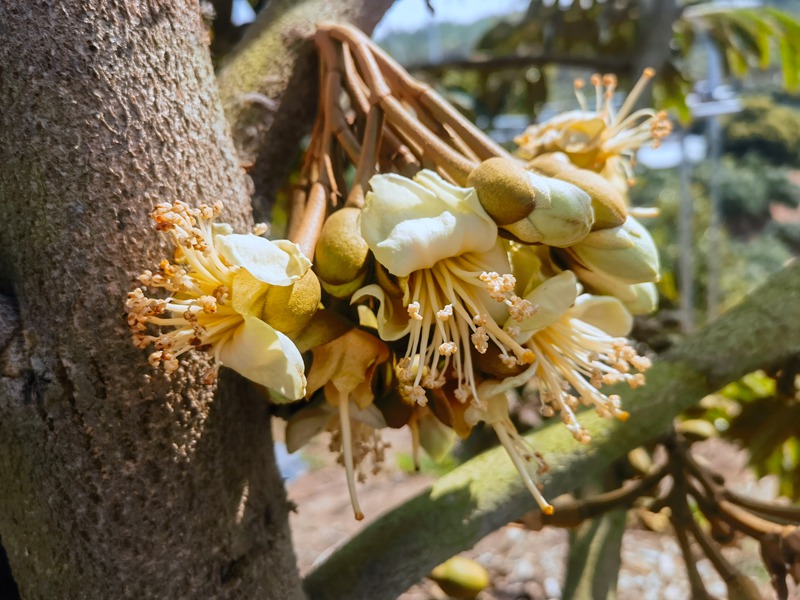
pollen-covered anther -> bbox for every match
[252,222,269,236]
[422,373,445,389]
[454,385,472,404]
[438,342,458,356]
[436,304,453,321]
[508,296,535,322]
[403,384,428,406]
[500,354,519,368]
[407,301,423,321]
[199,295,217,314]
[480,271,516,302]
[471,327,489,354]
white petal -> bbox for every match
[361,171,497,276]
[570,294,633,337]
[285,405,334,453]
[215,234,310,286]
[219,315,306,400]
[350,402,387,430]
[517,270,578,333]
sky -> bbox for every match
[373,0,529,39]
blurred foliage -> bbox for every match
[401,1,800,124]
[674,5,800,90]
[725,96,800,166]
[692,367,800,501]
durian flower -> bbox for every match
[125,201,312,400]
[285,327,390,520]
[486,270,652,445]
[515,69,672,189]
[352,170,537,406]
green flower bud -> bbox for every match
[568,216,659,284]
[314,207,371,299]
[469,157,594,247]
[262,269,321,335]
[529,152,626,229]
[468,157,536,225]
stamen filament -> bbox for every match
[338,396,365,521]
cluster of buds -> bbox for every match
[126,24,667,521]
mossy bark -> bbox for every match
[215,0,393,221]
[0,1,302,597]
[304,262,800,600]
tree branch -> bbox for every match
[304,262,800,600]
[215,0,394,222]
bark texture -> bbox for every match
[0,2,302,598]
[216,0,394,221]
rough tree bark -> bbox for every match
[0,2,302,597]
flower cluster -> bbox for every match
[126,59,666,520]
[125,201,317,400]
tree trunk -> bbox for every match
[0,1,302,597]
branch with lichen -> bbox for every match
[214,0,393,219]
[303,261,800,600]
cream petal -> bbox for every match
[215,234,310,286]
[285,404,334,453]
[570,294,633,337]
[517,270,578,333]
[361,171,497,277]
[219,315,306,400]
[351,284,411,341]
[569,216,660,284]
[350,402,387,430]
[418,414,455,462]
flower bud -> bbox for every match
[262,269,321,335]
[568,216,659,284]
[528,152,626,229]
[468,157,537,225]
[469,157,594,247]
[572,264,658,314]
[314,207,371,299]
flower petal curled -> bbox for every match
[215,234,311,286]
[218,315,306,400]
[350,284,411,341]
[361,171,497,277]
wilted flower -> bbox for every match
[353,170,537,406]
[125,201,314,399]
[515,69,672,188]
[286,327,390,520]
